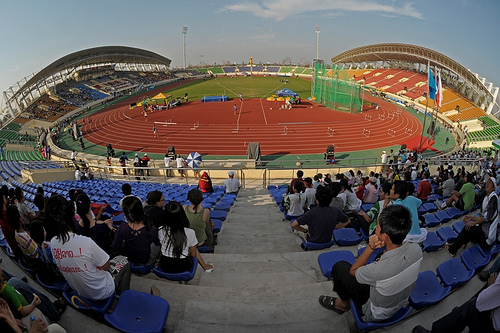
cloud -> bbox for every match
[224,0,423,21]
[247,33,275,41]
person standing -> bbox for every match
[380,150,388,172]
[153,124,158,138]
[119,152,128,175]
[233,104,237,115]
[164,153,172,177]
[176,154,185,178]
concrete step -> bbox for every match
[174,317,353,333]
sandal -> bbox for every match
[53,298,67,316]
[318,295,346,314]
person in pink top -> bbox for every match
[363,177,379,204]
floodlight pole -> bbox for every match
[182,27,188,69]
[315,26,320,61]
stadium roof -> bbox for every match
[331,43,499,115]
[22,46,171,92]
[2,46,171,120]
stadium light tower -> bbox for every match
[182,26,188,69]
[315,25,320,61]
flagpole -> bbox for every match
[419,93,428,151]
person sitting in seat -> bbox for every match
[283,181,308,220]
[157,201,213,273]
[291,186,350,247]
[112,196,160,266]
[319,205,422,322]
[436,172,475,211]
[143,190,166,229]
[340,179,361,216]
[445,177,499,257]
[45,195,131,301]
[391,181,427,243]
[74,193,114,254]
[362,177,379,204]
[183,189,214,248]
[357,181,393,235]
[0,267,66,331]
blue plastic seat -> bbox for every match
[152,257,198,283]
[361,203,374,212]
[197,245,213,253]
[220,197,235,206]
[350,299,412,332]
[422,214,440,227]
[357,246,386,264]
[130,261,155,275]
[445,207,464,219]
[479,243,500,257]
[104,290,169,333]
[436,226,458,243]
[317,250,355,278]
[63,289,116,314]
[210,210,227,221]
[409,270,451,310]
[422,231,445,252]
[36,274,70,292]
[212,219,222,234]
[301,238,335,251]
[333,228,362,246]
[213,202,231,212]
[418,202,438,215]
[452,220,465,234]
[460,246,491,272]
[436,258,474,288]
[360,227,370,241]
[435,210,452,224]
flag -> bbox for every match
[435,69,443,108]
[428,67,437,100]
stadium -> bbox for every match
[0,41,499,333]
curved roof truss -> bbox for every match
[2,46,171,120]
[331,43,499,116]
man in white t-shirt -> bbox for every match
[164,153,172,177]
[224,171,241,195]
[176,155,185,178]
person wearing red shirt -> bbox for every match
[416,171,432,201]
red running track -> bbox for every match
[81,94,422,156]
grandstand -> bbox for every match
[0,43,500,333]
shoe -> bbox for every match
[53,298,67,316]
[444,243,455,257]
[412,325,431,333]
[478,270,490,282]
[204,263,214,273]
[150,285,161,296]
[435,199,444,210]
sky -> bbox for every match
[1,0,499,107]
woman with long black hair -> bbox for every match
[158,201,213,273]
[75,193,113,253]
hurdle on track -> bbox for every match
[405,128,413,134]
[378,113,386,120]
[388,129,396,137]
[364,114,372,121]
[396,108,403,115]
[327,127,335,137]
[232,124,239,133]
[388,112,395,119]
[363,129,371,137]
[190,121,200,130]
[281,126,288,135]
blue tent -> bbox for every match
[276,88,299,97]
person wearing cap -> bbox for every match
[380,151,387,172]
[141,153,151,176]
[445,177,499,257]
[224,171,241,195]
